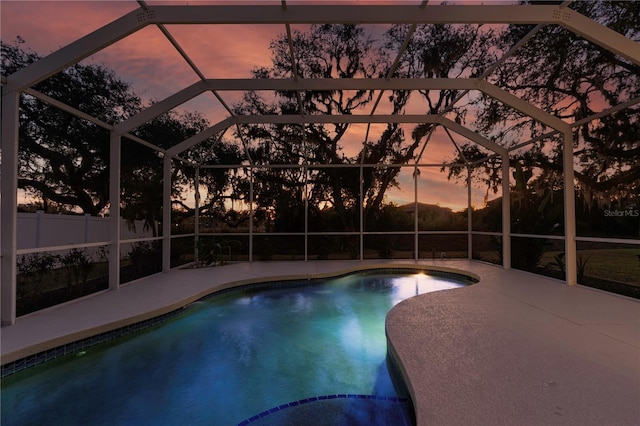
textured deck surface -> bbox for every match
[387,263,639,425]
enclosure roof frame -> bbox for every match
[4,4,639,95]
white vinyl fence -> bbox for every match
[17,211,157,250]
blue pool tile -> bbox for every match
[235,392,412,426]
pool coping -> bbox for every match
[0,263,476,376]
[0,261,477,368]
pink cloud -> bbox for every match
[167,24,282,79]
[86,25,200,99]
[1,1,137,54]
[387,166,476,212]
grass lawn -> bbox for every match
[541,248,640,286]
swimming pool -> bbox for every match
[1,269,473,425]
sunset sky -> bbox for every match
[1,0,512,211]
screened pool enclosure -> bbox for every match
[2,1,639,324]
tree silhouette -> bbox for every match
[449,1,639,216]
[2,41,140,215]
[2,41,240,224]
[234,23,495,230]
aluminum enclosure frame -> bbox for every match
[2,2,639,325]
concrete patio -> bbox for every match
[1,260,638,425]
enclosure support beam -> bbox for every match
[249,171,254,262]
[163,156,172,272]
[414,166,420,261]
[114,81,208,135]
[359,165,364,261]
[467,166,473,260]
[1,90,20,325]
[108,133,121,290]
[501,153,511,270]
[304,167,309,262]
[174,114,504,157]
[194,167,200,264]
[560,8,640,66]
[563,131,577,285]
[5,9,145,92]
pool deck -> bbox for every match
[2,260,639,425]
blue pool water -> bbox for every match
[1,270,469,425]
